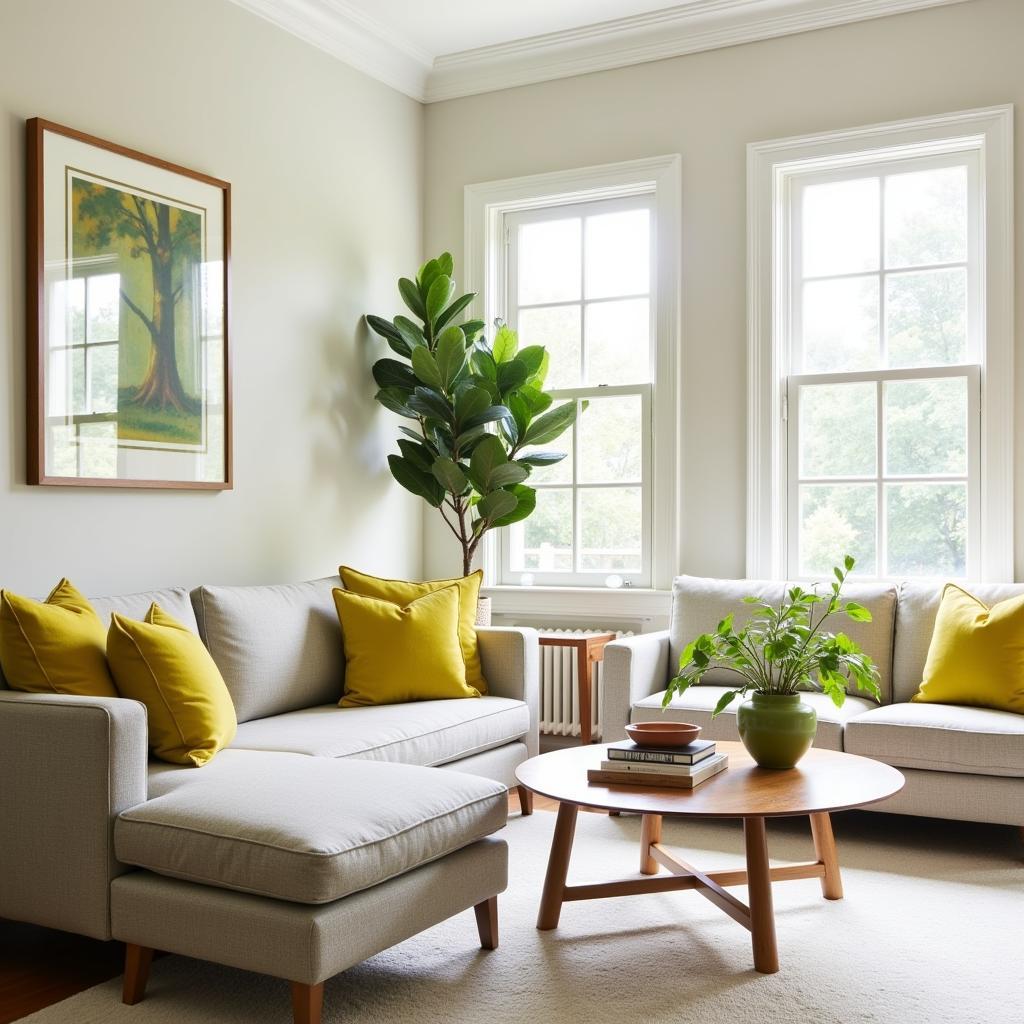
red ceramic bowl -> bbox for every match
[625,722,702,748]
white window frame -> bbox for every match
[501,194,655,587]
[464,155,681,597]
[747,106,1014,582]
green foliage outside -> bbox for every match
[366,253,583,576]
[665,556,881,716]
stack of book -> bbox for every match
[587,738,727,789]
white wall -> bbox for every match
[423,0,1024,583]
[0,0,424,596]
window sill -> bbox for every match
[481,584,671,623]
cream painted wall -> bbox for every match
[0,0,424,596]
[423,0,1023,583]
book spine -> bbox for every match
[600,760,699,776]
[607,749,711,765]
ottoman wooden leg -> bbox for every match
[474,895,499,949]
[291,981,324,1024]
[122,943,153,1005]
[517,785,534,815]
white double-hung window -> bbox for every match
[748,107,1013,582]
[466,157,681,591]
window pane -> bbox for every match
[801,276,879,372]
[885,268,967,368]
[885,378,967,476]
[579,487,642,572]
[71,348,86,416]
[516,305,580,389]
[584,298,649,384]
[584,208,649,299]
[799,382,876,478]
[578,395,642,484]
[886,483,966,576]
[885,166,967,269]
[86,273,120,343]
[802,178,879,277]
[799,484,877,577]
[517,219,580,305]
[509,488,572,572]
[519,436,572,485]
[88,346,119,415]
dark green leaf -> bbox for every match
[518,384,552,416]
[374,387,417,418]
[711,691,738,717]
[477,489,517,521]
[488,462,529,488]
[471,349,497,381]
[426,274,455,325]
[435,292,475,332]
[411,347,443,389]
[435,326,468,389]
[394,316,426,351]
[407,386,453,423]
[398,278,425,320]
[522,399,582,446]
[491,484,536,527]
[460,319,486,343]
[397,438,433,472]
[516,345,546,377]
[431,456,469,494]
[437,252,454,277]
[366,314,403,345]
[496,358,529,395]
[516,450,566,467]
[464,405,512,429]
[371,358,417,391]
[469,434,508,491]
[454,386,492,424]
[387,454,443,507]
[417,258,441,293]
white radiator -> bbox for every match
[539,630,631,742]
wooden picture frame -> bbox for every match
[27,118,232,489]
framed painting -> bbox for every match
[27,118,231,488]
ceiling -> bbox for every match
[229,0,972,103]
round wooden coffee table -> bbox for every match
[515,741,903,974]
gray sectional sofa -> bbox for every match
[0,576,540,1024]
[603,575,1024,829]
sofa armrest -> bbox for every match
[0,691,148,939]
[601,631,672,741]
[476,627,539,758]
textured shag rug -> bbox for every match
[21,808,1022,1024]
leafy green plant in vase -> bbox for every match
[664,556,881,769]
[365,252,582,620]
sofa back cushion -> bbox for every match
[90,586,200,633]
[669,575,898,704]
[893,581,1024,703]
[191,577,344,723]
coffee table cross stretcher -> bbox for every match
[515,742,904,974]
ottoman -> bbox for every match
[111,752,509,1024]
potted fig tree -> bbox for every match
[666,556,881,769]
[365,253,582,622]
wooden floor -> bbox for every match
[0,794,542,1024]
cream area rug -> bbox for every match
[22,809,1022,1024]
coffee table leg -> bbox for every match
[639,813,663,874]
[537,802,579,930]
[743,816,779,974]
[809,811,843,900]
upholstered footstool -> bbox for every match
[110,752,509,1024]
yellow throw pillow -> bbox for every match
[339,567,488,694]
[333,584,480,708]
[0,578,117,697]
[107,604,237,766]
[913,584,1024,714]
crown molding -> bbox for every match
[425,0,972,102]
[228,0,973,104]
[227,0,432,100]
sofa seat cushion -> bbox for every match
[118,750,507,904]
[844,702,1024,777]
[228,696,529,765]
[631,688,877,752]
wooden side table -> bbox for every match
[537,631,617,744]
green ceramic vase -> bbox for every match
[736,692,817,770]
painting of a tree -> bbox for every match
[73,178,203,446]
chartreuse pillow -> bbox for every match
[332,584,480,708]
[107,604,237,766]
[339,566,488,693]
[0,578,117,697]
[913,584,1024,714]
